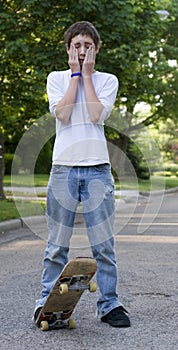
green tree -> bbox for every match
[0,132,5,199]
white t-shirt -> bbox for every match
[47,69,118,166]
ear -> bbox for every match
[95,40,102,54]
[95,46,100,54]
[65,44,70,54]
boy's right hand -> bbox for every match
[68,44,80,73]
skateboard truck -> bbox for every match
[40,315,76,331]
[59,275,97,294]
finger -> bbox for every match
[86,50,94,63]
[91,45,95,59]
[86,46,93,61]
[69,44,75,60]
[74,47,79,60]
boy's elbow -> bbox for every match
[90,105,104,123]
[90,114,101,123]
[55,108,70,123]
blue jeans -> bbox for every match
[35,164,122,317]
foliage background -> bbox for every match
[0,0,178,198]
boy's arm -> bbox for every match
[83,76,103,123]
[82,44,103,123]
[55,45,80,123]
[55,76,79,123]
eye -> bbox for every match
[85,43,92,49]
[74,43,80,49]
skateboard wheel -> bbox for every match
[68,318,76,329]
[89,281,97,292]
[40,321,49,331]
[59,283,69,295]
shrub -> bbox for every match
[5,153,21,175]
[34,142,52,174]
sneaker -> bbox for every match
[33,307,43,322]
[101,306,131,327]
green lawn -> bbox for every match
[1,174,178,223]
[0,199,46,222]
[116,175,178,191]
[4,174,178,190]
[4,174,49,187]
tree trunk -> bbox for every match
[0,133,6,200]
[108,133,129,178]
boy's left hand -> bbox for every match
[82,44,95,77]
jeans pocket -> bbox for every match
[93,164,110,172]
[50,165,67,175]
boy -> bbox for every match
[34,21,130,327]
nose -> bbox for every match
[79,44,86,56]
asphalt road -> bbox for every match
[0,191,178,350]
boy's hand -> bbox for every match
[68,44,80,73]
[82,44,95,77]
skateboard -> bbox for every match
[35,257,97,331]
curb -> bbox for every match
[0,215,46,233]
[139,186,178,197]
[0,219,23,232]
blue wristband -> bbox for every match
[71,72,81,78]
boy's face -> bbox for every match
[67,34,99,68]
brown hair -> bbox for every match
[64,21,101,48]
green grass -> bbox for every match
[115,175,178,192]
[4,174,178,190]
[0,199,46,222]
[162,176,178,189]
[1,174,178,222]
[4,174,49,187]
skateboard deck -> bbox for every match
[35,257,97,331]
